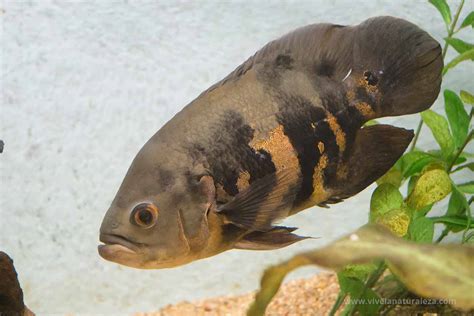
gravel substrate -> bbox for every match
[135,273,340,316]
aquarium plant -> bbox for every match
[248,1,473,315]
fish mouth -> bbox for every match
[98,233,179,269]
[98,233,141,258]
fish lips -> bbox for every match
[98,233,185,269]
[98,233,141,260]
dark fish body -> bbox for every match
[99,17,442,269]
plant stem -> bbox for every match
[328,291,347,316]
[451,162,473,173]
[346,262,386,315]
[448,130,473,172]
[366,262,387,287]
[410,120,423,151]
[435,227,450,243]
[411,0,465,152]
[464,231,474,242]
[442,0,465,60]
[451,109,474,172]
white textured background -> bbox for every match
[1,0,473,314]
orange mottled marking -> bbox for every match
[309,154,330,204]
[356,72,382,104]
[357,76,378,94]
[355,102,376,119]
[317,141,325,154]
[346,90,356,103]
[325,113,346,153]
[250,125,301,217]
[236,171,250,192]
[251,125,299,172]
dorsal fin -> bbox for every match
[203,17,442,117]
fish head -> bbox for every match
[98,142,216,269]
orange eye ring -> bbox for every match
[131,203,159,229]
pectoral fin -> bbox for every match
[234,226,311,250]
[333,124,413,198]
[217,169,300,231]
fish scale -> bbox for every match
[99,16,443,269]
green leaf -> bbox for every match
[429,0,452,28]
[248,225,474,314]
[406,169,452,210]
[444,90,470,149]
[445,38,474,56]
[337,276,381,316]
[460,11,474,29]
[443,48,474,75]
[446,185,470,232]
[364,119,379,126]
[399,151,439,178]
[448,186,469,216]
[439,150,467,165]
[418,204,434,216]
[339,263,377,281]
[426,149,443,158]
[430,215,474,228]
[407,175,418,196]
[460,90,474,105]
[370,184,404,222]
[408,216,434,243]
[453,156,468,165]
[405,156,441,178]
[355,288,381,316]
[375,207,411,237]
[458,181,474,194]
[337,273,363,293]
[421,110,455,159]
[376,167,403,187]
[400,151,429,168]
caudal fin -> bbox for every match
[351,16,443,118]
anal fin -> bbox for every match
[234,226,311,250]
[333,124,413,198]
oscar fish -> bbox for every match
[98,16,443,269]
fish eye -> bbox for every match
[130,203,159,229]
